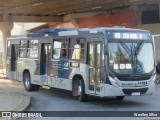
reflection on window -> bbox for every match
[89,44,95,67]
[108,42,154,74]
[69,38,85,60]
[52,38,85,60]
[52,40,68,59]
[7,41,11,57]
[30,40,38,47]
[19,40,27,58]
[27,40,39,58]
[53,41,61,59]
[27,48,38,58]
[19,48,26,58]
[20,40,27,48]
[102,44,104,65]
[96,44,101,67]
[19,40,38,58]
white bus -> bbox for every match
[6,27,158,102]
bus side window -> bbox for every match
[60,40,68,58]
[7,40,11,57]
[27,40,39,58]
[19,40,28,58]
[52,39,68,59]
[69,38,85,60]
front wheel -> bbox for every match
[77,79,87,102]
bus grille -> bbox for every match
[116,75,151,81]
[122,88,148,95]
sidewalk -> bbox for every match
[0,77,31,111]
[0,92,31,111]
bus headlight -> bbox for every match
[108,76,119,87]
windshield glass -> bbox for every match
[108,42,154,74]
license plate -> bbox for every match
[131,92,140,96]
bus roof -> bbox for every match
[8,27,150,39]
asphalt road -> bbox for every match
[1,78,160,120]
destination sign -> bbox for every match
[112,32,151,40]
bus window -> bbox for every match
[27,40,39,58]
[7,40,11,57]
[69,38,85,60]
[19,40,28,58]
[52,39,68,59]
[102,44,104,65]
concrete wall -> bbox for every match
[79,12,136,28]
[135,23,160,35]
[153,35,160,62]
[52,12,136,28]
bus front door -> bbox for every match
[87,41,102,95]
[40,44,51,86]
[10,44,18,80]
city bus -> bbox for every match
[6,27,157,102]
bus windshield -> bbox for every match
[108,42,154,74]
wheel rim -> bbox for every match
[78,82,81,96]
[24,76,30,88]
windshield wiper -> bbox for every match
[119,41,137,65]
[135,41,144,55]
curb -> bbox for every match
[0,93,31,120]
[21,96,31,112]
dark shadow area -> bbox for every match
[34,87,148,109]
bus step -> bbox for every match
[42,85,50,89]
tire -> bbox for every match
[23,73,40,92]
[33,85,40,91]
[77,79,87,102]
[116,96,125,100]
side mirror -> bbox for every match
[156,62,160,74]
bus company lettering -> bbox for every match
[122,81,148,87]
[122,83,134,87]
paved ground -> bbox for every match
[0,78,31,119]
[0,92,30,111]
[0,78,160,120]
[27,82,160,120]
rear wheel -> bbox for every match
[77,79,87,102]
[23,73,40,91]
[116,96,125,100]
[33,84,40,91]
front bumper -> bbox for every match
[103,83,155,97]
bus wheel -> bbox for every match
[116,96,125,100]
[23,73,34,92]
[77,79,87,102]
[33,85,40,91]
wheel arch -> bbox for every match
[23,69,30,82]
[72,74,86,96]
